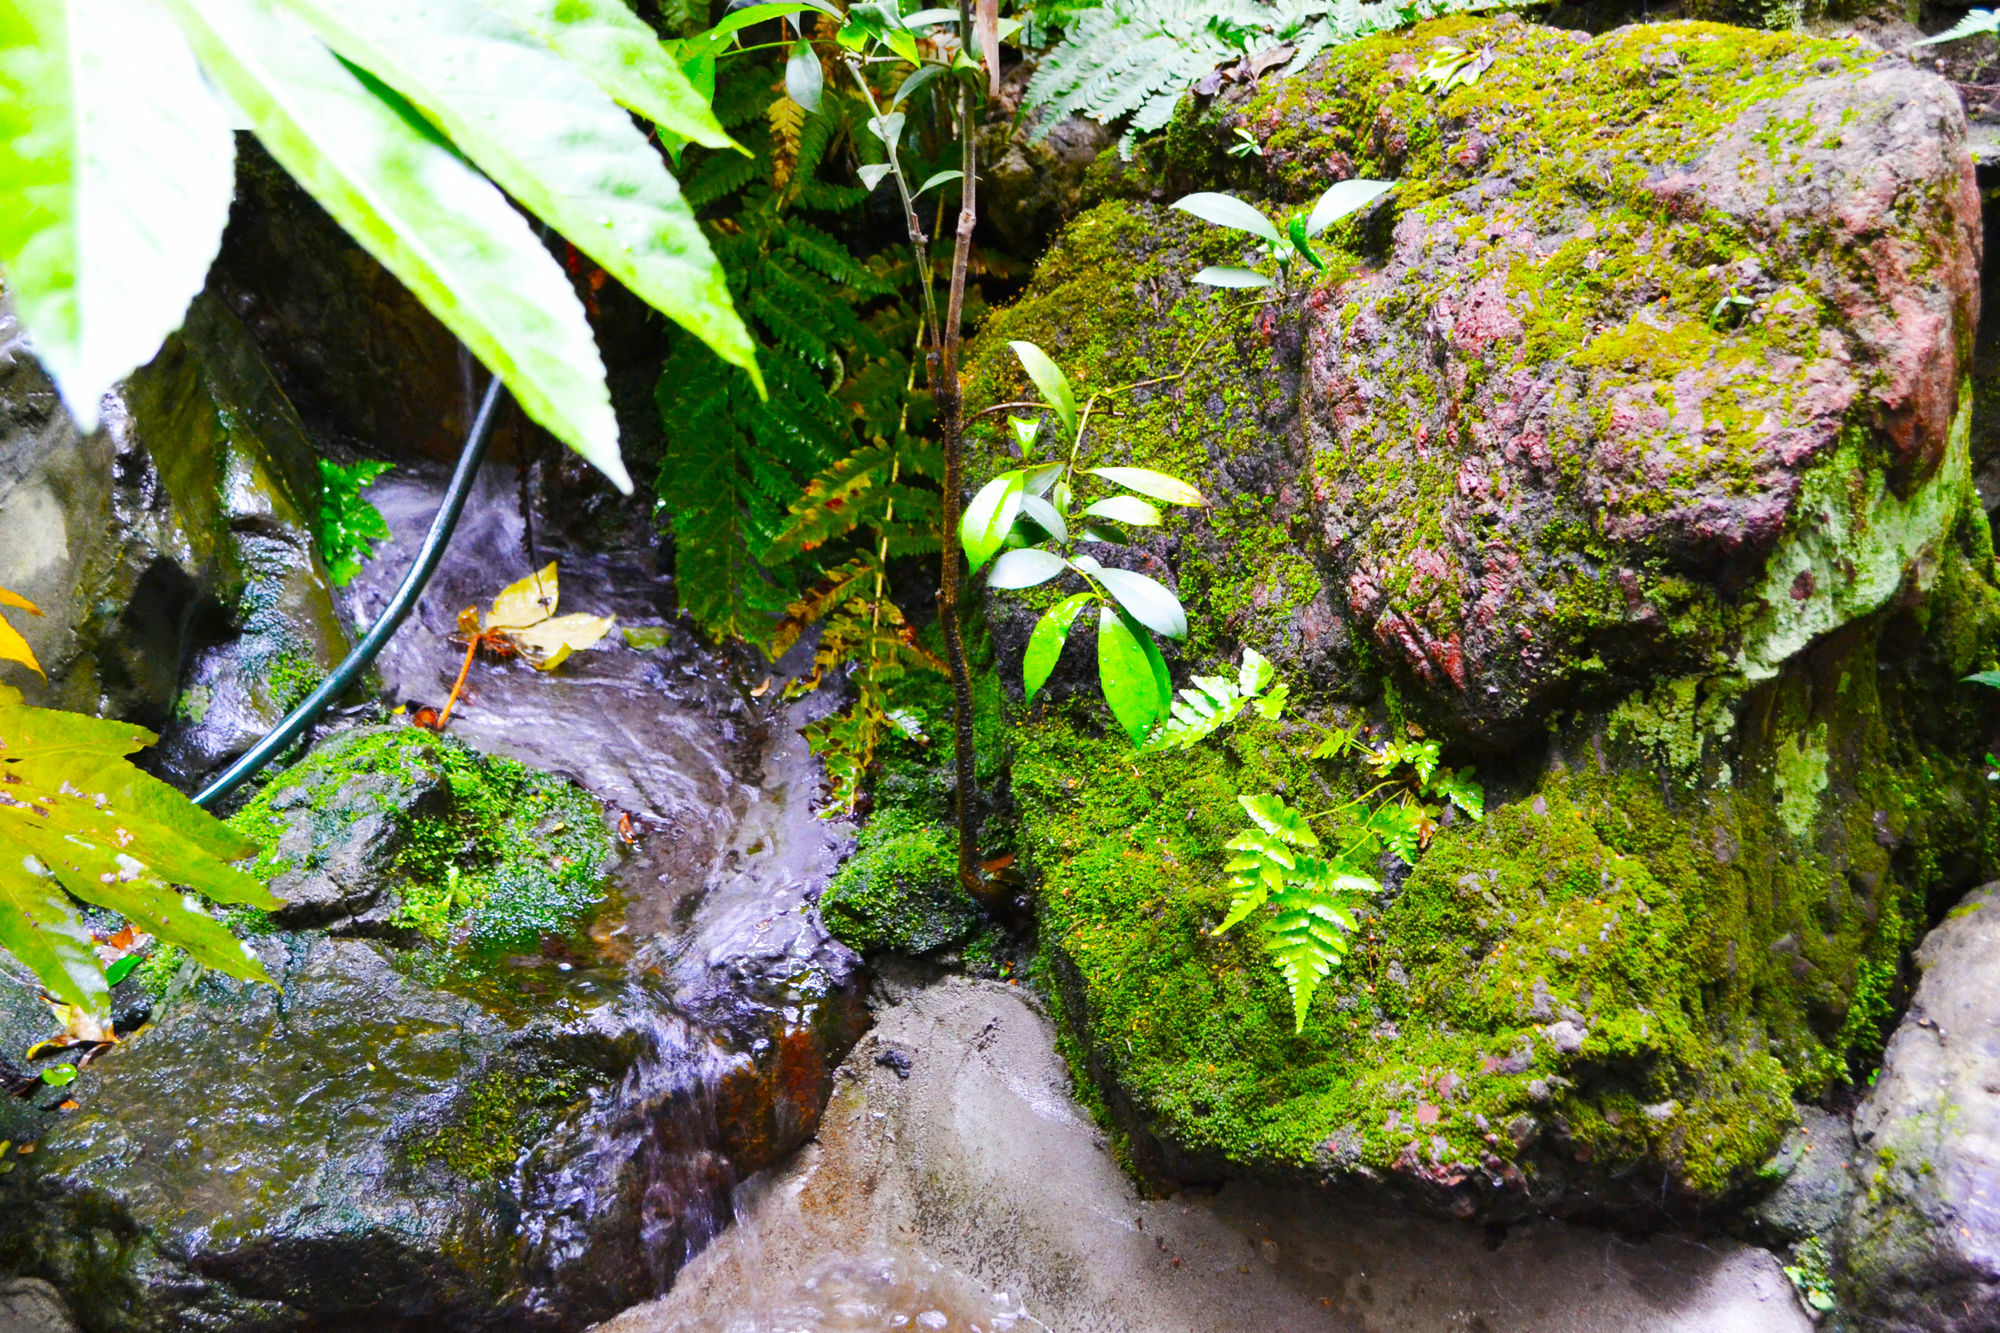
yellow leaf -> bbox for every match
[501,613,616,671]
[486,563,560,630]
[0,584,42,677]
[0,616,42,678]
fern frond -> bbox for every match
[767,96,806,189]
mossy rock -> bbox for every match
[228,723,611,952]
[968,16,1981,747]
[968,17,2000,1224]
[820,815,981,955]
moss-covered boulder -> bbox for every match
[819,814,981,956]
[0,724,864,1330]
[967,17,2000,1225]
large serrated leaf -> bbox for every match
[0,0,237,429]
[0,696,275,1015]
[280,0,761,402]
[164,0,630,490]
[481,0,735,149]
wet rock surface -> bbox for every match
[0,293,349,784]
[1835,882,2000,1331]
[0,467,864,1331]
[599,977,1814,1333]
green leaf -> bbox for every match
[1008,340,1078,438]
[0,695,275,1017]
[961,471,1027,573]
[914,168,963,197]
[1170,191,1280,244]
[0,0,237,429]
[279,0,763,409]
[1238,646,1275,697]
[890,61,944,108]
[1020,493,1067,543]
[785,36,822,111]
[1007,414,1043,452]
[1086,466,1205,506]
[167,0,631,489]
[962,474,1027,568]
[858,162,893,191]
[1238,793,1319,847]
[1097,604,1170,745]
[484,0,735,148]
[987,547,1067,589]
[1965,670,2000,688]
[104,954,142,987]
[1304,178,1394,236]
[38,1064,76,1088]
[1024,591,1092,703]
[1080,494,1160,527]
[1192,266,1273,288]
[866,110,907,143]
[1092,566,1186,640]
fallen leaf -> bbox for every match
[617,812,638,846]
[750,675,773,698]
[0,584,43,678]
[480,565,614,670]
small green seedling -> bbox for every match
[962,341,1207,745]
[1172,178,1394,291]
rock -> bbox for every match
[963,18,2000,1225]
[0,290,350,784]
[0,1280,79,1333]
[817,814,981,956]
[1835,883,2000,1330]
[595,978,1815,1333]
[1744,1106,1857,1248]
[979,61,1120,254]
[0,697,863,1329]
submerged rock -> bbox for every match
[0,475,867,1330]
[1835,882,2000,1330]
[965,17,2000,1226]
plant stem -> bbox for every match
[938,28,987,901]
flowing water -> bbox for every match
[344,463,873,1319]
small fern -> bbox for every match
[1025,0,1526,153]
[1215,793,1377,1032]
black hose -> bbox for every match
[193,375,507,808]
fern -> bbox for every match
[1025,0,1527,153]
[656,66,909,644]
[1214,793,1376,1032]
[1143,646,1287,751]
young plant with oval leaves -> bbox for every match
[0,0,769,491]
[1173,178,1393,291]
[963,340,1208,744]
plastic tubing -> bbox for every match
[193,375,506,808]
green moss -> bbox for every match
[820,812,979,955]
[230,726,611,956]
[402,1064,588,1182]
[1017,575,1999,1206]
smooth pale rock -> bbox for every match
[0,1280,78,1333]
[599,979,1813,1333]
[1838,883,2000,1330]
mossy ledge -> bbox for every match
[964,17,2000,1225]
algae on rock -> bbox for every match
[965,15,2000,1224]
